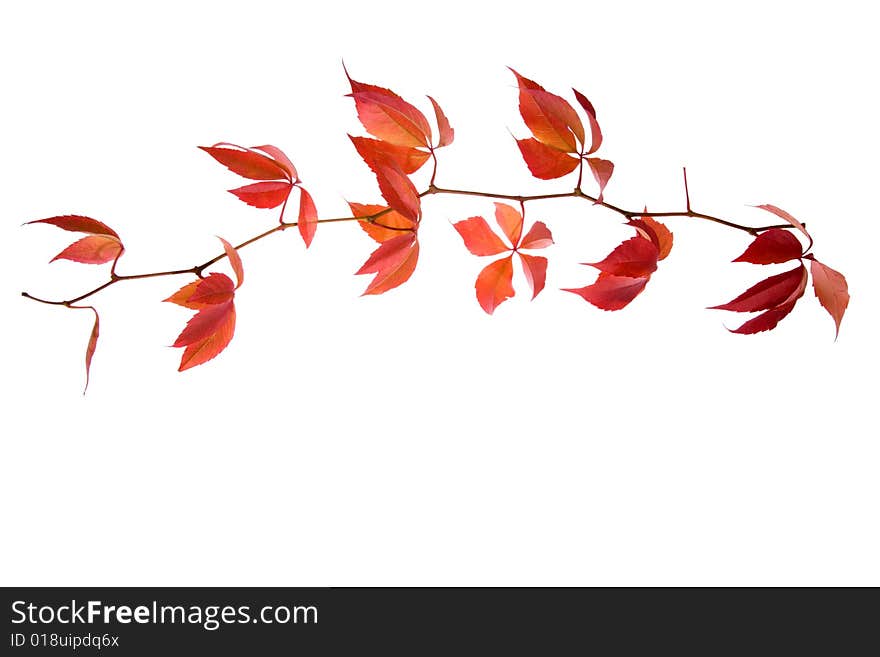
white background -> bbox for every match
[1,1,877,585]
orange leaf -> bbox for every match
[344,68,432,148]
[518,253,548,300]
[51,234,123,265]
[754,204,811,243]
[349,202,416,243]
[350,135,430,175]
[626,214,673,261]
[509,68,583,152]
[251,144,299,182]
[370,159,421,222]
[356,232,420,295]
[228,181,292,209]
[586,157,614,202]
[453,216,510,256]
[585,236,659,278]
[518,221,554,250]
[427,95,454,147]
[298,187,318,248]
[564,273,651,311]
[164,273,234,309]
[199,144,288,181]
[475,255,515,314]
[218,237,244,289]
[174,301,237,372]
[806,256,849,339]
[516,138,580,180]
[494,202,524,248]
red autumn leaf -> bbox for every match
[710,264,807,313]
[586,157,614,202]
[806,256,849,339]
[564,273,651,311]
[298,187,318,248]
[356,231,420,295]
[516,138,580,180]
[27,215,119,238]
[585,236,659,278]
[733,228,804,264]
[475,255,516,314]
[166,273,235,308]
[453,216,510,256]
[199,144,289,181]
[228,181,292,209]
[518,253,548,299]
[350,135,430,175]
[349,202,417,243]
[218,237,244,289]
[370,159,421,222]
[50,234,123,265]
[251,144,299,182]
[344,68,432,148]
[510,68,583,152]
[728,300,799,335]
[519,221,554,250]
[84,307,99,394]
[627,214,673,261]
[173,300,237,372]
[572,88,603,154]
[427,95,454,147]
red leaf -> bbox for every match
[753,204,811,242]
[251,144,298,182]
[572,88,603,154]
[627,214,673,260]
[228,181,292,209]
[586,157,614,202]
[733,228,804,264]
[427,95,454,147]
[806,256,849,339]
[710,264,806,312]
[516,138,579,180]
[519,221,554,250]
[518,253,548,300]
[199,144,288,181]
[218,237,244,289]
[84,307,99,394]
[165,273,234,309]
[475,255,515,314]
[344,69,432,148]
[174,301,237,372]
[509,68,583,152]
[356,231,420,295]
[585,236,659,278]
[27,215,119,238]
[453,216,510,256]
[371,159,421,222]
[298,187,318,248]
[564,273,650,311]
[349,202,417,243]
[494,202,523,248]
[51,234,123,265]
[728,300,798,335]
[350,135,430,175]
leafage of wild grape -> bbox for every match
[200,142,318,247]
[350,202,420,296]
[564,213,672,311]
[454,203,553,314]
[164,238,243,371]
[26,215,124,265]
